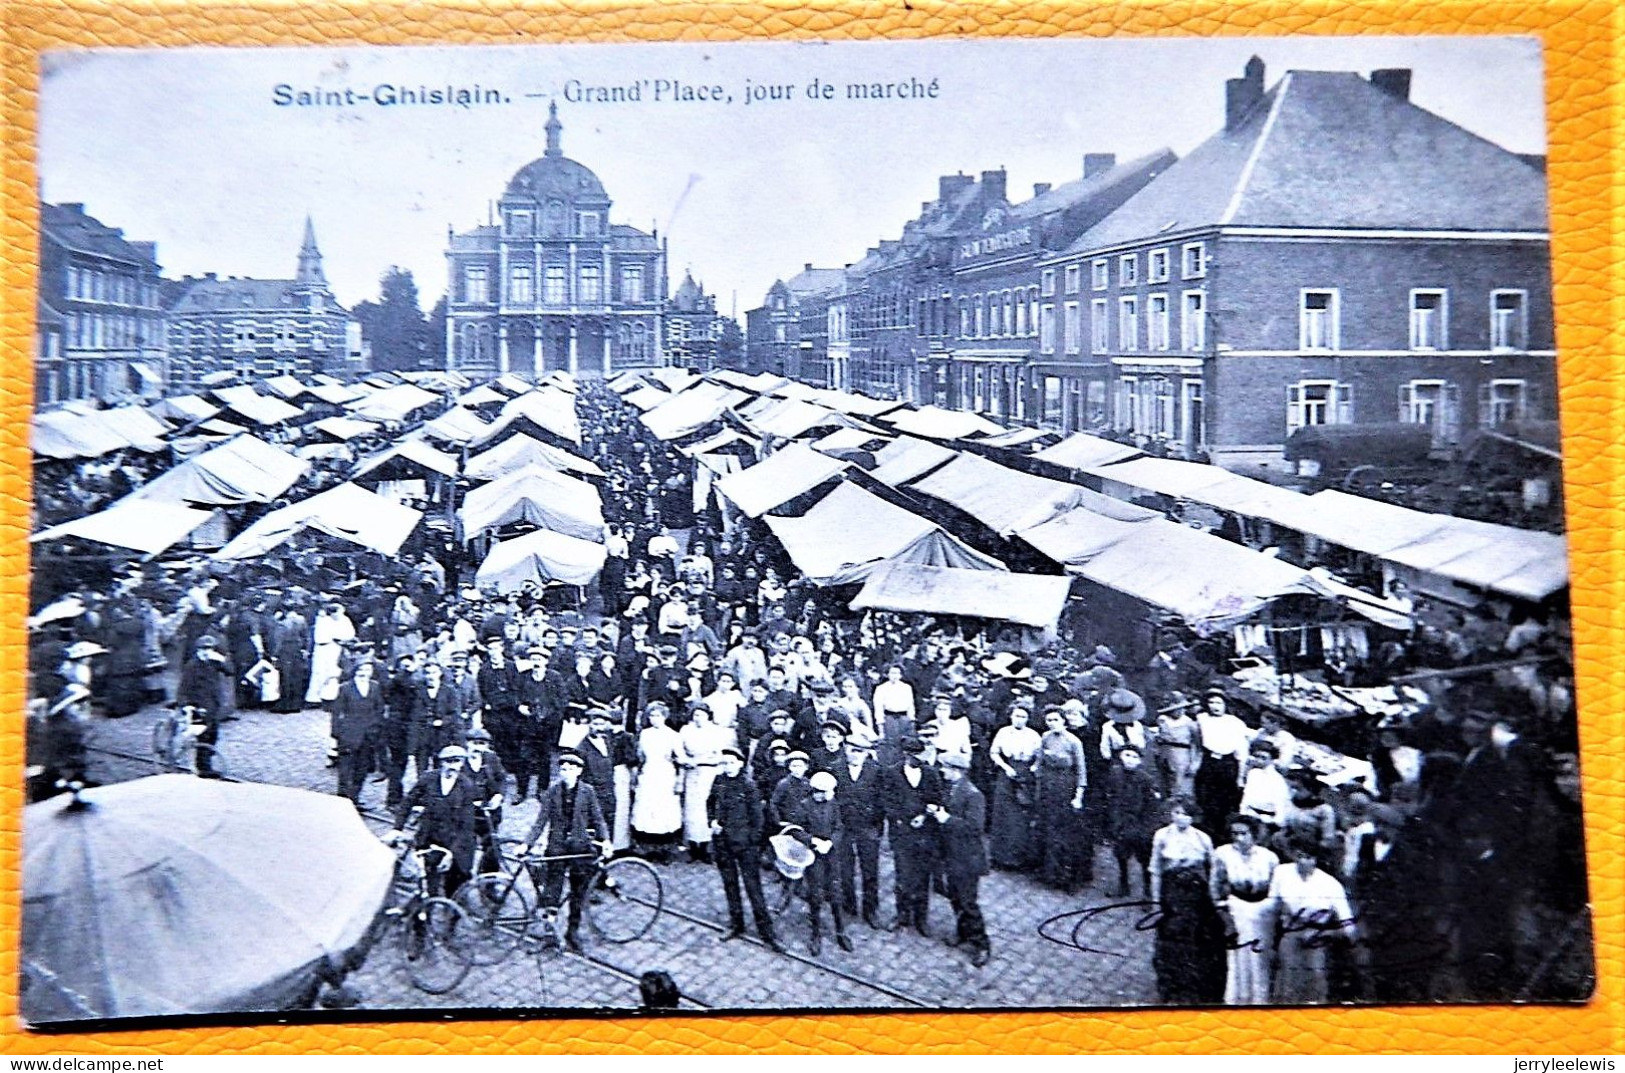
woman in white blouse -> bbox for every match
[1211,813,1280,1005]
[1193,689,1251,837]
[1149,797,1228,1003]
[1269,834,1356,1003]
[988,706,1043,870]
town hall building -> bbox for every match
[445,103,669,379]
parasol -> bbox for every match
[22,775,394,1023]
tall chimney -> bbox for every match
[979,169,1007,204]
[1033,182,1052,197]
[1083,153,1117,178]
[804,263,813,272]
[1370,68,1412,101]
[939,173,973,200]
[1225,55,1266,131]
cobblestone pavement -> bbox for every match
[83,703,1158,1013]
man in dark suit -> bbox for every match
[416,661,464,771]
[463,727,508,875]
[380,652,422,808]
[331,660,385,804]
[478,636,521,780]
[933,751,991,967]
[175,634,233,779]
[392,745,479,897]
[790,771,851,955]
[518,749,611,953]
[515,648,563,802]
[882,738,943,937]
[707,746,783,952]
[835,739,885,928]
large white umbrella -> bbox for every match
[22,776,393,1023]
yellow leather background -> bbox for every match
[1,0,1619,1054]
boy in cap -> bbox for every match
[517,749,610,954]
[707,746,784,953]
[810,717,849,776]
[790,770,852,955]
[768,750,813,837]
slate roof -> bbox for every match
[166,277,347,315]
[40,203,159,268]
[1070,69,1549,254]
[783,265,846,297]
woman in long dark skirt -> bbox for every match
[988,705,1043,870]
[1035,708,1089,891]
[1150,798,1228,1004]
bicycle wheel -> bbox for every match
[588,856,663,943]
[454,871,533,965]
[398,896,473,994]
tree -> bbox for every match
[425,295,448,371]
[352,267,430,372]
[717,318,745,371]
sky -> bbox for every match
[38,35,1546,316]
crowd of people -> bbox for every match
[26,375,1588,1005]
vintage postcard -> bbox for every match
[20,34,1593,1026]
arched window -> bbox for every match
[630,321,649,363]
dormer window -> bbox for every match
[578,212,601,237]
[504,210,532,236]
[543,200,566,237]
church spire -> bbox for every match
[544,100,563,158]
[295,214,327,286]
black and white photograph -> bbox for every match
[22,35,1592,1024]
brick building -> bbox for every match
[164,217,358,392]
[665,271,726,371]
[445,103,667,380]
[36,202,167,404]
[1050,58,1555,462]
[938,150,1175,430]
[742,264,844,377]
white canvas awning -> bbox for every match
[1291,490,1457,557]
[1064,517,1315,628]
[457,466,605,541]
[123,435,310,508]
[220,393,303,427]
[868,436,958,486]
[746,399,854,440]
[310,416,381,442]
[345,383,439,423]
[812,427,889,455]
[420,406,491,445]
[475,528,608,591]
[32,411,130,459]
[465,434,605,481]
[148,395,220,424]
[458,384,509,408]
[1034,433,1143,469]
[648,368,699,393]
[715,442,849,518]
[33,501,219,556]
[352,438,460,481]
[262,375,310,400]
[1382,517,1569,601]
[471,390,583,446]
[850,563,1071,631]
[883,405,1005,441]
[1019,506,1159,567]
[764,480,1004,586]
[641,383,751,441]
[911,452,1141,536]
[214,482,422,560]
[304,382,366,406]
[622,385,672,412]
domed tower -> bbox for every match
[444,102,667,379]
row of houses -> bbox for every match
[35,204,367,406]
[740,58,1555,465]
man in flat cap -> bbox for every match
[883,737,944,937]
[518,748,611,953]
[932,751,991,967]
[391,744,479,897]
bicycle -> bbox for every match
[380,837,475,994]
[455,838,663,967]
[150,706,231,780]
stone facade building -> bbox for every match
[445,103,668,379]
[665,271,725,371]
